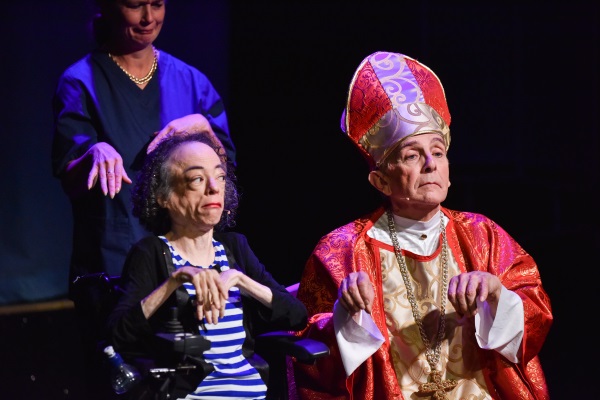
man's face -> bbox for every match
[374,133,450,211]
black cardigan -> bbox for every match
[107,232,308,360]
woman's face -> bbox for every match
[113,0,165,50]
[161,142,226,233]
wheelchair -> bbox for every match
[71,273,328,400]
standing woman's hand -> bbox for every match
[64,142,132,199]
[147,113,224,154]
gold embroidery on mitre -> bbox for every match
[358,103,449,166]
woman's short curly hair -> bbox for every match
[132,132,239,235]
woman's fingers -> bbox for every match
[189,268,228,324]
[86,143,131,197]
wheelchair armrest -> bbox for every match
[254,331,330,364]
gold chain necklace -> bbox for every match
[386,209,457,400]
[108,47,158,85]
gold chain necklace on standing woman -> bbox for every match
[386,209,457,400]
[108,46,158,85]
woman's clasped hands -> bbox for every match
[172,266,229,325]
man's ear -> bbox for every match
[368,170,392,196]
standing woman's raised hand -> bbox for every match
[147,114,223,154]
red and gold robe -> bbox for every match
[292,207,552,400]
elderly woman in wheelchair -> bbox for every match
[105,132,308,399]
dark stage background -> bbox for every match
[1,1,598,398]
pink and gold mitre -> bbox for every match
[341,51,451,167]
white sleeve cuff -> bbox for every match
[475,286,524,363]
[333,300,385,376]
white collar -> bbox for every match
[369,211,445,256]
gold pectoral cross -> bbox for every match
[417,370,458,400]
